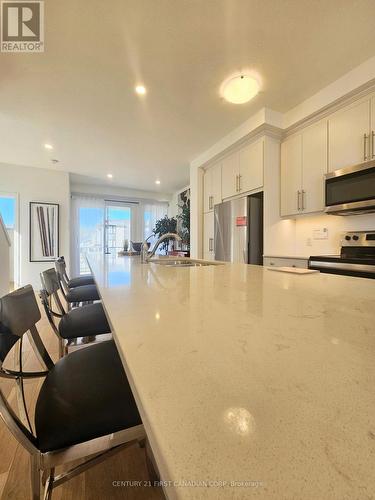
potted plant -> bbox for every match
[153,215,178,254]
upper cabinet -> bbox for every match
[281,120,327,217]
[221,138,264,199]
[239,138,264,193]
[221,152,240,199]
[328,97,371,172]
[203,162,222,213]
[371,96,375,160]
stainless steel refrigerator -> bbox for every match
[214,193,263,264]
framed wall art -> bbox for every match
[29,202,59,262]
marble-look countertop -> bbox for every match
[88,254,375,500]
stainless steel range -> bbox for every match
[308,231,375,279]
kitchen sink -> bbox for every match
[149,259,218,267]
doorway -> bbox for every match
[0,192,20,287]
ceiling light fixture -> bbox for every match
[44,143,53,150]
[220,73,260,104]
[107,173,113,179]
[155,180,161,185]
[135,85,147,95]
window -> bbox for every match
[0,196,15,229]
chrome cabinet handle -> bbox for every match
[235,175,239,192]
[208,195,213,210]
[209,238,214,252]
[238,174,241,192]
[302,190,306,211]
[297,190,301,211]
[372,131,375,159]
[364,133,369,161]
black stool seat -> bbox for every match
[58,302,110,339]
[66,284,100,303]
[35,341,141,453]
[68,275,95,288]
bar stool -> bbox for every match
[54,260,100,307]
[0,285,145,499]
[56,256,95,287]
[40,268,111,357]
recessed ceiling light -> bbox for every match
[155,180,161,185]
[44,143,53,150]
[221,73,260,104]
[107,173,113,179]
[135,85,147,95]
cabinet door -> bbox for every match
[328,99,370,172]
[203,212,215,260]
[301,120,328,213]
[203,168,212,213]
[280,134,302,216]
[211,163,222,207]
[221,152,239,199]
[371,96,375,161]
[239,138,264,193]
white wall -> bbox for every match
[70,180,171,204]
[0,213,10,297]
[0,163,70,288]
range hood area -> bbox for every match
[325,160,375,215]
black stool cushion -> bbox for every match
[58,303,111,339]
[68,275,95,288]
[66,284,100,303]
[35,341,141,453]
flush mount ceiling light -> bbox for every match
[220,73,260,104]
[135,85,147,95]
[155,180,161,185]
[44,143,53,150]
[107,173,113,179]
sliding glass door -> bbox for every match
[72,195,167,276]
[104,201,132,254]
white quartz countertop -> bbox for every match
[88,254,375,500]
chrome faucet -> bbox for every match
[141,233,182,263]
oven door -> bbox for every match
[325,161,375,215]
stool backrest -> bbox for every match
[0,285,54,454]
[40,269,66,337]
[55,257,70,295]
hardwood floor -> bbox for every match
[0,299,165,500]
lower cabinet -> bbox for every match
[203,212,215,260]
[263,257,308,269]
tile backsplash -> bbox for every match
[295,212,375,256]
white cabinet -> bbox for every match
[371,95,375,161]
[281,120,327,217]
[221,152,239,199]
[239,138,264,193]
[280,134,302,216]
[328,98,371,172]
[221,139,264,199]
[203,163,222,213]
[302,121,328,213]
[203,212,215,260]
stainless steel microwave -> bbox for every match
[325,160,375,215]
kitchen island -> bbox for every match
[88,254,375,500]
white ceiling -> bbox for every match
[1,0,375,193]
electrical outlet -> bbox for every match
[312,227,328,240]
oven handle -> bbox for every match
[309,260,375,274]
